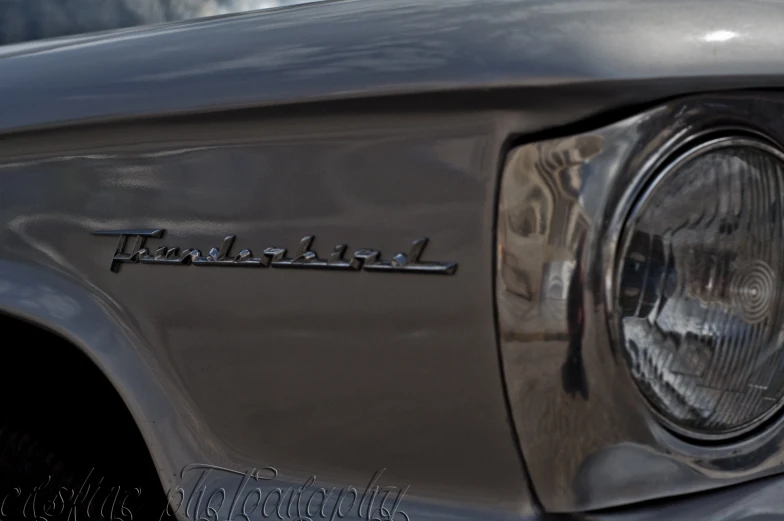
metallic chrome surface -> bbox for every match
[94,230,458,274]
[4,0,784,136]
[497,93,784,512]
[0,108,532,520]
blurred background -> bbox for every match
[0,0,321,46]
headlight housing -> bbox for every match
[617,136,784,440]
[497,95,784,512]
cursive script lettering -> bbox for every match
[161,465,409,521]
[93,230,457,275]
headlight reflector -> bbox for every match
[617,136,784,440]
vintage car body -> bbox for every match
[2,1,784,520]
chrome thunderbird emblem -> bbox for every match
[93,229,457,275]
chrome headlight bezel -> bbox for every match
[496,93,784,512]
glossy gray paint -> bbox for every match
[585,474,784,521]
[3,0,784,135]
[0,111,534,520]
[2,0,784,520]
[0,0,321,46]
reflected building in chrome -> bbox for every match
[498,135,599,338]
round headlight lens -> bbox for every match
[617,136,784,440]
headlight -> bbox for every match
[617,136,784,440]
[498,95,784,512]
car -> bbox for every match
[2,0,784,520]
